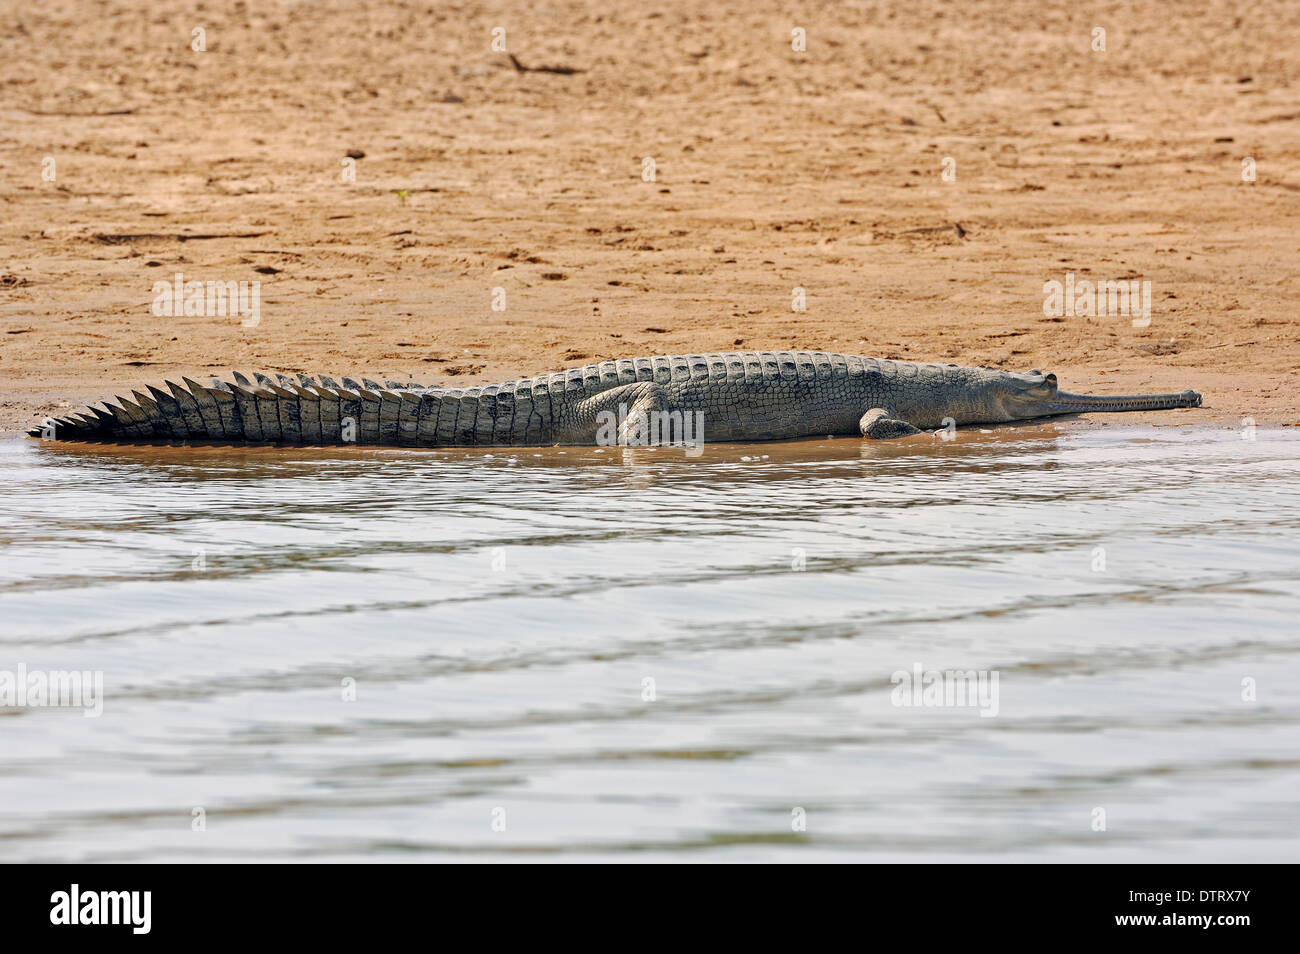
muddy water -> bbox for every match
[1,427,1297,861]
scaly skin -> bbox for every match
[26,351,1202,445]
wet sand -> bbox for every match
[2,0,1299,435]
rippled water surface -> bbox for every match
[1,427,1298,862]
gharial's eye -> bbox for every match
[1021,374,1058,398]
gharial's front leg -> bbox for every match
[859,408,922,439]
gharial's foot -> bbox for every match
[859,408,922,440]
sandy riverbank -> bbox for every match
[2,0,1298,436]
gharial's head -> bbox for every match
[964,367,1202,424]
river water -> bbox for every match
[1,426,1297,861]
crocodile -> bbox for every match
[26,351,1201,445]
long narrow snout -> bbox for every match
[1045,389,1202,414]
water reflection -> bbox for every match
[1,429,1297,861]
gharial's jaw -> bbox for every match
[992,368,1202,420]
[1032,389,1202,416]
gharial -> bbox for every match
[26,351,1202,445]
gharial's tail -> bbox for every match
[27,372,433,444]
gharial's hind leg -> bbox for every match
[860,408,922,440]
[569,382,672,446]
